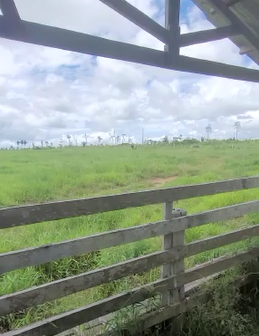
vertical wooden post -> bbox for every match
[161,203,187,306]
[165,0,181,65]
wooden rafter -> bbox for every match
[209,0,259,55]
[0,16,258,82]
[0,0,20,20]
[180,25,240,47]
[99,0,168,43]
[0,0,257,82]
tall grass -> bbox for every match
[1,141,259,331]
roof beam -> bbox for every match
[0,16,166,68]
[209,0,259,54]
[99,0,168,43]
[175,55,259,82]
[0,0,20,20]
[180,25,240,47]
[0,17,258,83]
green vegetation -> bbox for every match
[1,140,259,332]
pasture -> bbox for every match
[1,141,259,331]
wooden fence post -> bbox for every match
[161,202,187,306]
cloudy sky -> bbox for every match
[0,0,259,147]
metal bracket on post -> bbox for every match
[161,204,187,307]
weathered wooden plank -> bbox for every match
[3,248,259,336]
[186,224,259,256]
[2,217,259,317]
[0,248,182,316]
[102,251,259,336]
[162,206,186,306]
[0,16,165,70]
[180,25,240,47]
[1,200,259,274]
[1,176,259,229]
[175,55,259,83]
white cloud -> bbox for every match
[0,0,259,148]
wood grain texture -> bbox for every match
[3,248,259,336]
[1,176,259,229]
[1,222,259,317]
[1,200,259,274]
[162,205,186,306]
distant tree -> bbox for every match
[205,124,212,140]
[122,134,127,143]
[234,121,241,140]
[201,136,205,142]
[41,140,44,148]
[66,135,72,146]
[81,141,87,147]
[97,136,102,145]
[17,140,20,148]
[84,134,88,145]
[162,135,169,143]
[116,135,121,144]
[23,140,27,147]
[45,141,49,147]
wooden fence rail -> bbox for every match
[1,175,259,336]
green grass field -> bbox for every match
[1,141,259,331]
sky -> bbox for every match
[0,0,259,147]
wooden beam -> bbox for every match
[0,18,258,85]
[175,55,259,82]
[165,0,181,63]
[0,16,165,68]
[99,0,168,43]
[180,25,240,47]
[0,0,20,20]
[209,0,259,53]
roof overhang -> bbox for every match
[0,0,259,83]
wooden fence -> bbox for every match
[1,176,259,335]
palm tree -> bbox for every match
[45,141,49,147]
[17,140,20,148]
[82,141,87,147]
[116,135,121,144]
[205,124,212,140]
[97,136,102,145]
[234,121,241,140]
[41,140,44,148]
[23,140,27,148]
[122,134,127,143]
[67,135,71,146]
